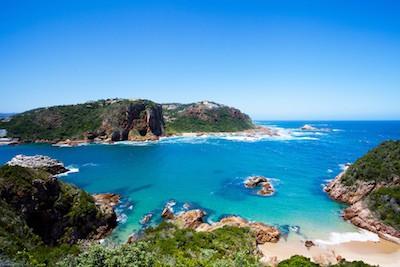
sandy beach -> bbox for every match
[259,234,400,267]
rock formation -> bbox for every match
[245,176,268,188]
[7,154,68,175]
[100,100,165,142]
[0,157,118,248]
[244,176,275,196]
[140,213,153,225]
[1,98,255,142]
[161,206,280,244]
[301,124,317,131]
[325,141,400,244]
[196,216,280,244]
[172,209,206,229]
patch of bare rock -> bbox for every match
[244,176,275,196]
[161,204,280,244]
[325,170,400,244]
[7,154,69,175]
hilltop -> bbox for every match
[0,99,254,142]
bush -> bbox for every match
[341,141,400,186]
[367,186,400,230]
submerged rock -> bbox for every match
[7,154,68,175]
[140,213,153,225]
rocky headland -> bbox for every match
[159,203,280,244]
[0,155,118,263]
[0,99,256,144]
[7,154,69,174]
[325,141,400,244]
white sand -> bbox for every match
[259,235,400,267]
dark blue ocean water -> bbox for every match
[1,121,399,242]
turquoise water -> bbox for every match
[1,121,399,243]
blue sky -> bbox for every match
[0,0,399,119]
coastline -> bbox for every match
[43,125,278,147]
[259,234,400,267]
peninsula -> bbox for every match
[0,99,255,143]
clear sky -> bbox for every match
[0,0,399,119]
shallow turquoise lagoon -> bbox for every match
[1,121,399,243]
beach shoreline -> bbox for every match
[259,234,400,267]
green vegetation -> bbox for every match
[0,102,105,141]
[163,102,254,134]
[277,256,375,267]
[341,141,400,186]
[337,141,400,231]
[59,223,376,267]
[0,99,255,141]
[0,99,159,141]
[367,186,400,231]
[277,256,319,267]
[0,165,110,266]
[60,222,260,267]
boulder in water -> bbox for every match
[244,176,268,188]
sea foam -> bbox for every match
[57,166,79,177]
[315,230,379,245]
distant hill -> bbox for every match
[0,113,15,120]
[0,99,254,142]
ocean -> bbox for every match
[1,121,399,244]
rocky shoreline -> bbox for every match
[0,124,279,147]
[2,155,119,244]
[325,169,400,244]
[159,203,280,245]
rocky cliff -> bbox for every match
[325,141,400,244]
[0,99,165,142]
[159,204,280,244]
[0,99,255,142]
[0,155,117,260]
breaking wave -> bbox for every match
[315,230,379,245]
[57,166,79,177]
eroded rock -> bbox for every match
[173,209,206,229]
[7,154,68,175]
[245,176,268,188]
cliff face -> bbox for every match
[0,158,117,254]
[97,100,164,141]
[325,141,400,244]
